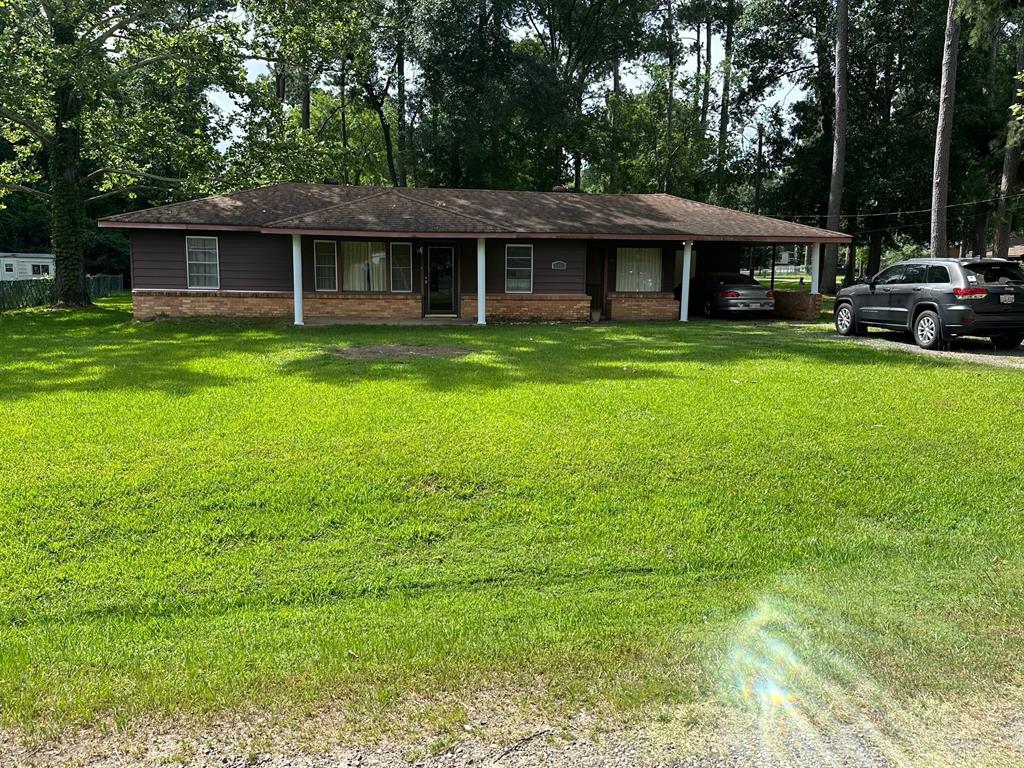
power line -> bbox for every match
[770,191,1024,222]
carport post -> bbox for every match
[679,241,693,322]
[809,243,821,294]
[292,234,304,326]
[476,237,486,325]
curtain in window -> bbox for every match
[342,241,387,291]
[615,247,662,292]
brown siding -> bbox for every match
[131,230,291,291]
[458,239,586,295]
[131,230,188,289]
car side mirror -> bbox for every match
[865,275,877,288]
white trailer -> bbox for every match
[0,253,56,281]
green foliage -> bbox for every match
[2,299,1024,730]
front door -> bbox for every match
[426,246,457,315]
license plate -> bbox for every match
[1001,294,1015,304]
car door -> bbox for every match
[860,265,904,323]
[887,263,927,328]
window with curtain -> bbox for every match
[390,243,413,292]
[505,244,533,293]
[342,241,387,291]
[186,236,219,289]
[313,241,337,291]
[615,247,662,292]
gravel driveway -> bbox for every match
[836,331,1024,369]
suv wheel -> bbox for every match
[992,332,1024,350]
[913,310,943,350]
[702,300,714,318]
[834,303,861,336]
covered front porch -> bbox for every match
[286,235,829,325]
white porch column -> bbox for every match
[476,237,486,325]
[809,243,821,294]
[292,234,304,326]
[679,241,693,322]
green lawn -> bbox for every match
[1,296,1022,736]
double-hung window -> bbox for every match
[342,241,387,291]
[505,244,533,293]
[186,236,219,289]
[390,243,413,292]
[615,247,662,292]
[313,240,338,291]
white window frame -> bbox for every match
[185,235,220,290]
[313,240,338,292]
[505,244,534,294]
[389,242,413,293]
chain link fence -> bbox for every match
[0,274,125,311]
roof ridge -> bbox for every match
[98,183,293,222]
[391,189,503,229]
[263,187,392,227]
[655,193,844,237]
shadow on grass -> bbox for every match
[0,295,962,402]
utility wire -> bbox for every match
[769,191,1024,222]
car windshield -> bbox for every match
[963,262,1024,285]
[713,273,759,285]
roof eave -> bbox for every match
[98,220,850,243]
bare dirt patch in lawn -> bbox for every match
[329,344,471,360]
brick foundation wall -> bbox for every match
[773,290,823,321]
[606,292,680,321]
[133,290,292,320]
[461,293,592,322]
[304,292,422,320]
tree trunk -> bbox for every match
[396,6,408,187]
[715,0,735,200]
[700,20,711,129]
[300,73,311,131]
[341,65,350,184]
[994,39,1024,258]
[609,60,621,192]
[822,0,849,295]
[694,24,701,112]
[363,81,399,186]
[753,122,763,214]
[868,228,883,276]
[663,0,675,193]
[50,13,90,307]
[973,202,989,257]
[930,0,961,259]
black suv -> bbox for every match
[834,258,1024,350]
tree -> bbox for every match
[0,1,243,305]
[994,33,1023,257]
[821,0,848,293]
[931,0,962,258]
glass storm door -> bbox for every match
[426,246,457,315]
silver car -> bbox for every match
[689,272,776,318]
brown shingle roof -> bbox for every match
[99,182,850,243]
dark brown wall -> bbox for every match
[459,239,586,294]
[301,235,424,294]
[131,230,291,291]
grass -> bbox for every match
[1,295,1023,737]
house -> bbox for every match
[1,253,56,281]
[98,183,850,324]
